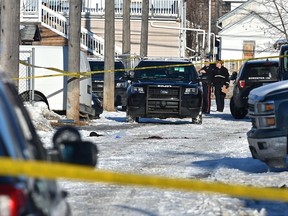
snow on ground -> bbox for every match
[30,99,288,216]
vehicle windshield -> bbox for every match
[243,62,279,81]
[89,61,126,81]
[134,61,198,82]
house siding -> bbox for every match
[218,0,284,64]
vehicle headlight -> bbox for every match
[131,86,144,93]
[116,82,127,88]
[256,116,276,129]
[184,87,198,94]
[96,84,103,88]
[255,101,275,114]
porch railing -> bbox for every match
[21,0,179,18]
[20,0,180,57]
[21,1,122,56]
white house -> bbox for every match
[223,0,248,10]
[216,0,287,68]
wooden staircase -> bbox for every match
[33,24,68,46]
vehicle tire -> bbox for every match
[126,107,139,123]
[19,90,50,109]
[192,113,202,124]
[126,115,140,123]
[92,114,100,119]
[230,97,248,119]
[126,115,135,123]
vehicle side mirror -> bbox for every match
[59,141,98,167]
[52,126,98,167]
[128,70,135,79]
[120,72,129,80]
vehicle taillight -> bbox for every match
[0,185,26,216]
[238,80,245,88]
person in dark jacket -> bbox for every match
[212,60,230,112]
[199,58,214,114]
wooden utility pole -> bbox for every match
[103,0,115,111]
[140,0,149,57]
[67,0,81,121]
[0,0,20,89]
[122,0,131,68]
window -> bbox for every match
[245,63,279,82]
[134,61,198,82]
[243,41,255,59]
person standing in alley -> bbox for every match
[199,58,214,114]
[212,60,230,112]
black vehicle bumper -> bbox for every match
[127,94,202,119]
[247,128,287,168]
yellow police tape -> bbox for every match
[18,55,287,80]
[0,157,287,202]
[18,59,127,80]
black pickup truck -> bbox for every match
[126,58,203,123]
[247,45,288,168]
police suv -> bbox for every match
[126,57,203,123]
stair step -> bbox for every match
[37,24,68,46]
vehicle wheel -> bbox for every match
[126,115,136,123]
[126,115,140,123]
[192,112,202,124]
[230,97,248,119]
[92,114,100,119]
[126,107,139,123]
[19,90,50,109]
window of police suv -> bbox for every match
[240,61,279,82]
[90,61,126,81]
[133,61,198,83]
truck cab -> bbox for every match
[246,45,288,168]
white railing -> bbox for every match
[21,0,179,18]
[21,1,121,56]
[114,0,179,18]
[20,0,179,56]
[41,4,117,56]
[80,27,122,56]
[41,5,68,38]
